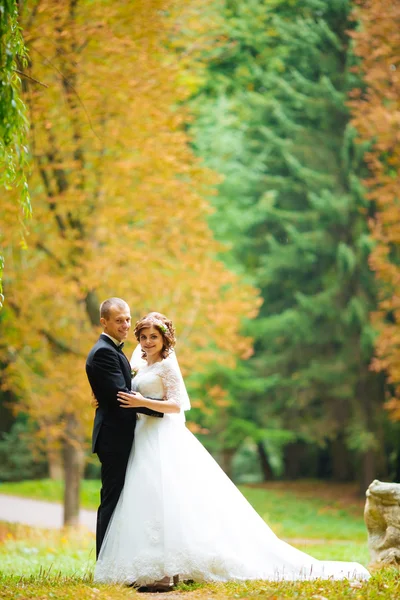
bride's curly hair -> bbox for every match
[134,312,176,360]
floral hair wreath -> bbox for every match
[148,317,168,334]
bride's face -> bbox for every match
[139,326,163,360]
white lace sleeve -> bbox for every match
[159,361,181,407]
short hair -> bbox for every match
[100,297,129,320]
[134,312,176,359]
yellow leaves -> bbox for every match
[207,385,230,408]
[349,1,400,419]
[176,70,206,95]
[384,397,400,422]
[186,421,209,434]
[0,0,260,455]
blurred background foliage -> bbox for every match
[0,0,31,300]
[1,0,400,515]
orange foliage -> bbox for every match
[349,1,400,419]
[0,0,260,453]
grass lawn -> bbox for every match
[0,520,398,600]
[0,479,99,511]
[0,573,399,600]
[0,479,386,598]
[1,573,400,600]
[0,478,368,541]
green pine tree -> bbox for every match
[190,0,388,487]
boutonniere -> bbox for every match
[131,367,138,379]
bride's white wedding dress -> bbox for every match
[94,358,370,584]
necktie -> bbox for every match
[117,343,124,353]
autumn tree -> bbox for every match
[0,0,259,525]
[349,1,400,421]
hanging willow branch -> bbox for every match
[0,0,32,301]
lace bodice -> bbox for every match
[132,360,181,406]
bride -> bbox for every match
[94,312,370,587]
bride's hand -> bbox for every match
[117,390,146,408]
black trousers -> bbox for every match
[96,446,131,558]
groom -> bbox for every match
[86,297,163,558]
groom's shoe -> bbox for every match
[137,576,178,593]
[137,583,174,593]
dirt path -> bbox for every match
[0,493,96,531]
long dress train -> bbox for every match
[94,360,370,584]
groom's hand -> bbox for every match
[91,391,99,409]
[117,390,146,408]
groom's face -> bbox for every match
[101,304,131,342]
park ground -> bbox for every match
[0,480,399,599]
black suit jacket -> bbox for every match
[86,334,163,453]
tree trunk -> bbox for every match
[257,441,274,481]
[220,448,236,481]
[85,290,100,326]
[63,414,84,526]
[331,437,352,482]
[356,372,387,495]
[283,442,306,479]
[48,447,63,480]
[359,448,376,496]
